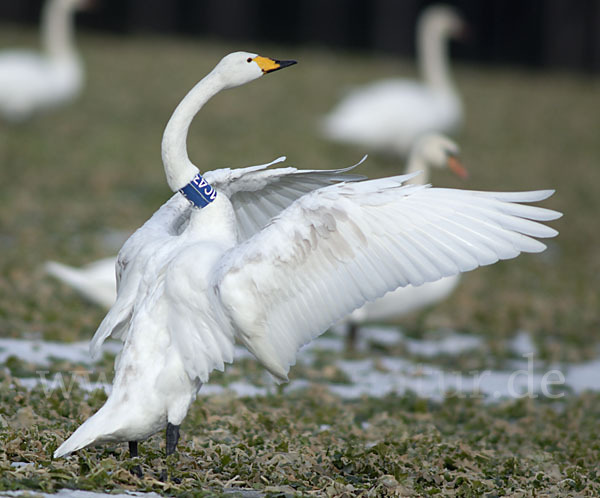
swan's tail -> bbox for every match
[54,428,96,458]
[45,260,116,309]
[54,406,114,458]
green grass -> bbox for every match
[0,24,599,496]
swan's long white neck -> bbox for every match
[404,148,430,185]
[161,71,224,192]
[417,20,455,92]
[42,0,78,61]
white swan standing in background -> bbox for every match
[341,133,467,350]
[53,52,561,473]
[0,0,88,121]
[322,5,465,156]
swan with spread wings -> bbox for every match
[54,52,561,469]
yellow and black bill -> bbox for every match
[253,56,298,74]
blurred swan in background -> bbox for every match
[322,4,465,156]
[53,52,561,465]
[341,133,467,350]
[45,257,117,309]
[0,0,88,121]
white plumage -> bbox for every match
[0,0,87,121]
[322,5,465,156]
[44,157,362,310]
[54,52,561,460]
[341,133,466,348]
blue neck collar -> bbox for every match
[179,173,217,208]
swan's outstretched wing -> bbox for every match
[205,157,365,241]
[89,195,191,357]
[216,176,561,381]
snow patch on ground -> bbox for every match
[2,331,599,401]
[0,337,122,366]
[0,490,163,498]
[509,330,538,356]
[404,332,483,357]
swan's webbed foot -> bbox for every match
[159,423,181,482]
[128,441,143,478]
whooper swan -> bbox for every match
[0,0,88,121]
[54,53,561,474]
[322,5,465,156]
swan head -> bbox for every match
[413,134,468,178]
[161,51,297,195]
[214,52,297,90]
[419,5,466,40]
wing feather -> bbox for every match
[216,178,561,381]
[206,157,366,241]
[88,158,363,358]
[89,195,190,357]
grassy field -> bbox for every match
[0,23,599,496]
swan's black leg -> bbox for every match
[129,441,143,478]
[159,423,181,482]
[346,323,359,352]
[166,423,180,456]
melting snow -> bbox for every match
[0,490,163,498]
[2,330,600,401]
[563,358,600,393]
[404,332,483,357]
[0,490,261,498]
[0,337,122,366]
[509,330,538,356]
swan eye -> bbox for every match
[247,58,252,63]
